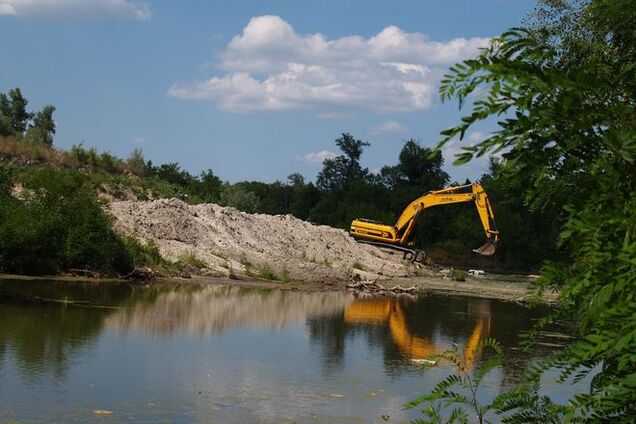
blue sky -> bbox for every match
[0,0,535,183]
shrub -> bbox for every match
[0,166,135,275]
[257,264,278,281]
[219,184,260,213]
[451,269,467,282]
[176,250,207,269]
[122,237,164,268]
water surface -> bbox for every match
[0,279,579,423]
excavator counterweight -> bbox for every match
[350,183,499,259]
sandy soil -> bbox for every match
[108,198,433,283]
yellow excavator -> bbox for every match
[350,183,499,262]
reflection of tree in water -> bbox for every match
[0,281,353,380]
[0,280,134,381]
[307,294,559,383]
[104,285,350,334]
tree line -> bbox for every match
[0,84,561,272]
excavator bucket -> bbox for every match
[473,239,497,256]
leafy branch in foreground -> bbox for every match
[429,0,636,420]
[406,339,570,424]
[405,338,503,424]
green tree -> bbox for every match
[316,133,370,191]
[7,88,31,134]
[197,169,223,202]
[127,148,149,176]
[156,162,195,187]
[219,184,260,213]
[0,166,133,275]
[25,105,56,145]
[0,93,13,136]
[383,139,449,190]
[427,0,636,420]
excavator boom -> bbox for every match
[350,183,499,256]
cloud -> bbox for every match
[370,120,408,135]
[0,0,151,21]
[169,15,489,113]
[133,137,146,144]
[468,131,486,143]
[298,149,337,164]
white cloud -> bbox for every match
[168,15,489,113]
[370,120,408,135]
[0,0,151,21]
[468,131,486,143]
[298,149,337,164]
[133,137,146,144]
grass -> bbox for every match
[257,264,278,281]
[280,267,291,283]
[176,250,207,269]
[451,269,468,282]
[0,136,66,165]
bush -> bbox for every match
[122,237,164,268]
[176,250,207,269]
[0,166,136,275]
[219,184,260,213]
[451,269,467,282]
[257,264,278,280]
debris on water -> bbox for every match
[330,393,344,398]
[410,358,437,366]
[347,278,419,295]
[92,409,113,415]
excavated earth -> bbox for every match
[109,199,432,284]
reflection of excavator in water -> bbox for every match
[344,298,490,369]
[350,183,499,263]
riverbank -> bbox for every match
[0,271,555,304]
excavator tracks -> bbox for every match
[355,239,426,264]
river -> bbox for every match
[0,279,583,423]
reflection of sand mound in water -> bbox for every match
[109,199,423,282]
[104,286,353,334]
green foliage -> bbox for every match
[126,148,150,177]
[280,267,291,283]
[257,264,278,281]
[6,88,31,134]
[176,250,207,270]
[494,376,570,423]
[451,270,467,282]
[427,0,636,420]
[405,338,504,424]
[316,132,370,192]
[25,105,56,146]
[0,89,55,145]
[0,166,134,275]
[406,338,570,423]
[122,237,164,268]
[219,184,260,213]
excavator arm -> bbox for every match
[350,183,499,256]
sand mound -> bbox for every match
[109,198,423,282]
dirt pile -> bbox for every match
[109,198,426,283]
